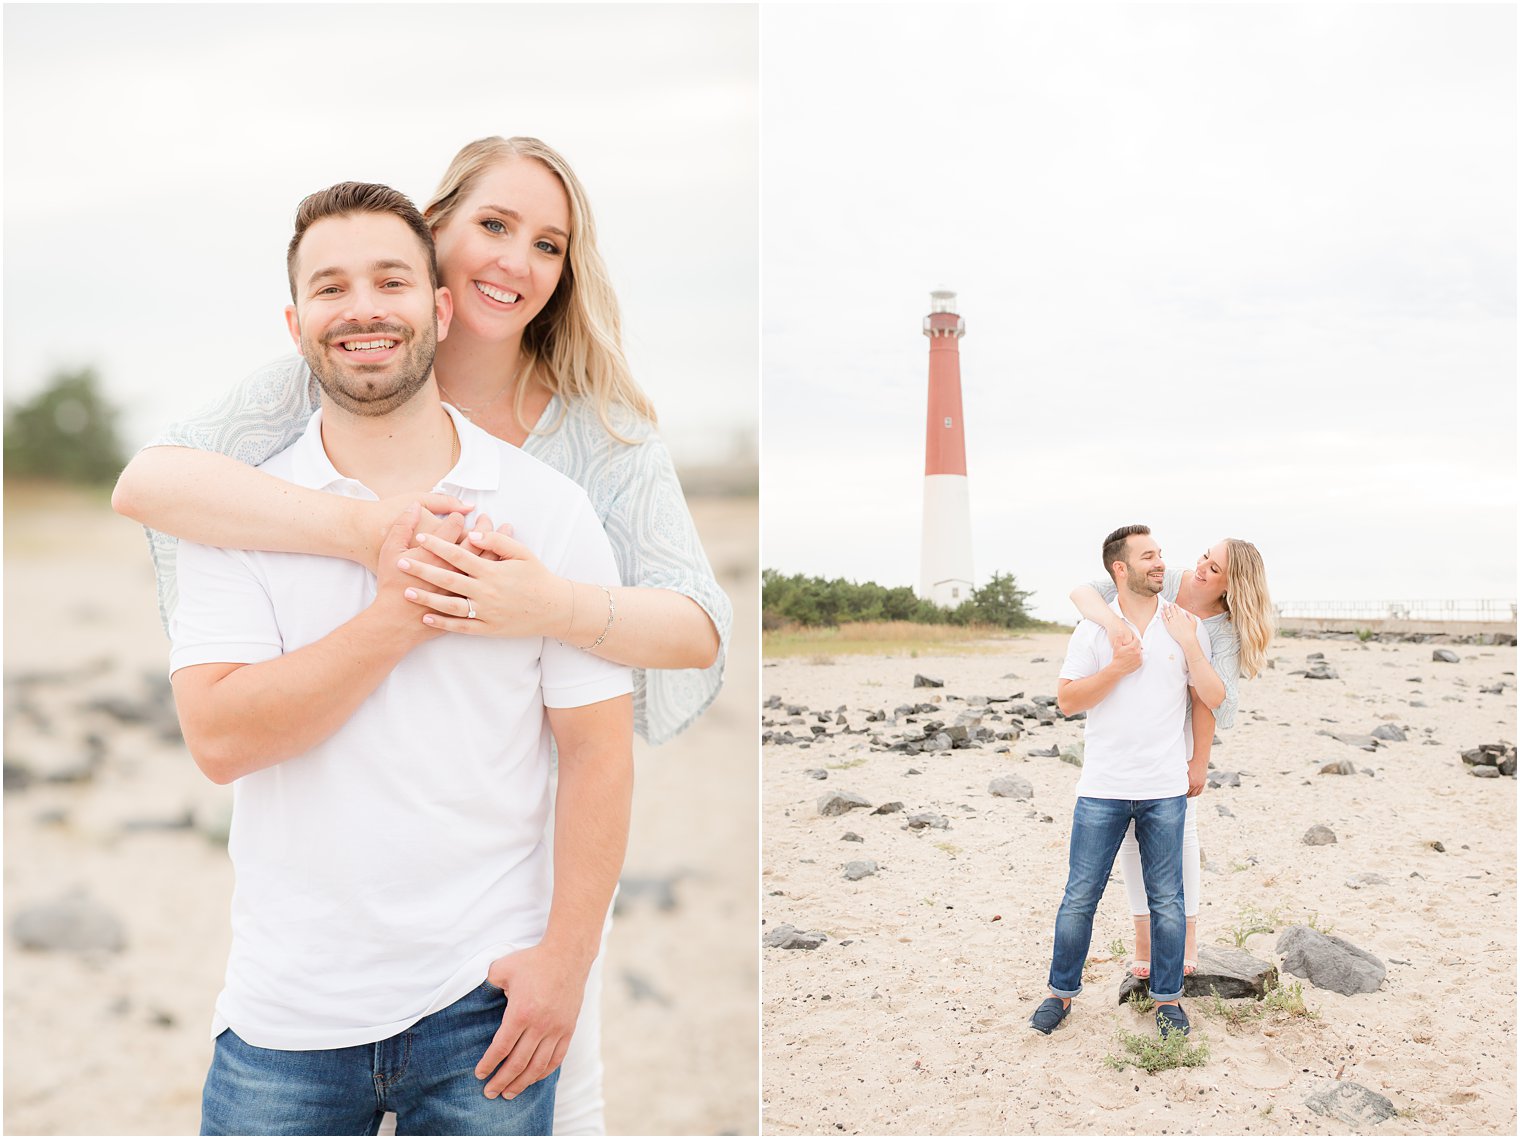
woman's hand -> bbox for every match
[1160,600,1199,650]
[400,515,570,638]
[1105,623,1136,656]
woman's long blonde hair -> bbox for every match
[424,136,656,440]
[1221,538,1274,679]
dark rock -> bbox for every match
[1305,1082,1398,1126]
[871,801,904,815]
[988,775,1034,800]
[763,923,827,950]
[1319,760,1358,775]
[3,761,34,792]
[1117,970,1150,1005]
[805,769,828,780]
[764,695,782,709]
[1471,765,1500,778]
[903,812,949,830]
[1370,724,1407,742]
[913,674,944,688]
[11,895,126,954]
[818,790,872,817]
[843,860,878,881]
[1432,649,1460,664]
[1026,745,1060,758]
[1059,744,1084,767]
[841,832,864,843]
[1302,825,1337,846]
[1303,664,1340,680]
[1216,805,1234,818]
[1276,925,1386,995]
[120,809,196,833]
[905,767,923,775]
[1182,945,1278,999]
[1206,771,1240,788]
[616,874,684,913]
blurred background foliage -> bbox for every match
[5,368,127,485]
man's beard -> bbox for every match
[304,319,437,417]
[1123,562,1165,597]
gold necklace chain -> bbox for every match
[438,358,530,422]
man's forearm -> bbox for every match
[542,718,634,972]
[173,607,422,784]
[1057,666,1124,716]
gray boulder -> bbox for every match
[1371,724,1407,742]
[1206,771,1241,788]
[1303,825,1338,846]
[988,775,1034,800]
[805,768,828,780]
[1182,945,1278,999]
[871,801,904,815]
[1303,663,1340,680]
[1305,1082,1398,1126]
[1277,925,1386,995]
[818,790,872,817]
[843,860,878,881]
[913,674,944,688]
[763,923,827,950]
[1471,765,1500,778]
[1432,649,1460,663]
[11,896,125,954]
[1319,760,1358,775]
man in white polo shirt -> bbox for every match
[1029,524,1221,1041]
[169,182,633,1135]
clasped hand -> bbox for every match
[385,511,565,639]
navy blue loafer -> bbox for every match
[1029,996,1070,1035]
[1156,1003,1191,1038]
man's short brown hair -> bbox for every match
[1101,524,1151,582]
[286,182,439,300]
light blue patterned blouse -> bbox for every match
[1087,567,1241,730]
[143,355,732,746]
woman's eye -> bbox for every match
[482,219,507,234]
[535,239,562,255]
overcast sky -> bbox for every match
[4,3,757,467]
[761,3,1515,619]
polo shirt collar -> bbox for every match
[286,400,502,496]
[1108,594,1163,635]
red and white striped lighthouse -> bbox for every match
[919,289,974,607]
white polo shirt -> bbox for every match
[170,403,633,1050]
[1058,596,1213,800]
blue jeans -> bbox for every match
[1046,795,1187,1002]
[201,981,558,1135]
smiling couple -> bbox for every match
[1030,525,1224,1042]
[165,182,634,1135]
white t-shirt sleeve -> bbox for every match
[538,494,636,709]
[168,541,284,675]
[1058,621,1102,682]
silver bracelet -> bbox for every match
[586,585,615,650]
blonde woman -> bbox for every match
[113,137,732,1136]
[1068,539,1273,979]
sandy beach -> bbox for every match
[761,631,1516,1135]
[3,487,758,1136]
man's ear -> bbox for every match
[434,286,454,342]
[284,304,301,347]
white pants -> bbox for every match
[1117,796,1200,921]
